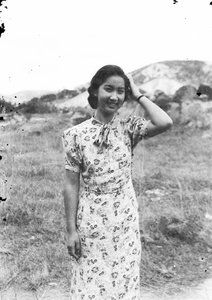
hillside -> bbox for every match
[50,60,212,110]
[1,60,212,112]
[55,91,89,109]
[1,60,212,123]
[132,60,212,89]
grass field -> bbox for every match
[0,112,212,295]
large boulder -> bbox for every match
[173,85,198,103]
[153,90,171,112]
[197,84,212,100]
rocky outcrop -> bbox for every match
[180,100,212,129]
[197,84,212,100]
[173,85,198,102]
[132,60,212,89]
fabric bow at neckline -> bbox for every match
[92,114,117,148]
[94,123,111,148]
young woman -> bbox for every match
[62,65,173,300]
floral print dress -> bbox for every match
[62,114,150,300]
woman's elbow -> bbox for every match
[166,117,173,128]
[161,118,173,131]
[156,117,173,133]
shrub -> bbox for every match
[154,90,171,112]
[18,98,58,114]
[57,89,78,99]
[73,115,91,125]
[0,97,16,114]
[40,94,57,102]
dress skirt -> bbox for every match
[69,179,141,300]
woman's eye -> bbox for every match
[105,88,112,92]
[118,90,125,94]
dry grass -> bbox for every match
[0,112,212,295]
[133,126,212,294]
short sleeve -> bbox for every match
[126,116,150,149]
[61,127,83,173]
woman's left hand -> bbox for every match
[126,74,142,101]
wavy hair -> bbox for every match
[87,65,131,109]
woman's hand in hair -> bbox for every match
[126,74,142,101]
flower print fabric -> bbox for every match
[62,114,150,300]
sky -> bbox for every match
[0,0,212,95]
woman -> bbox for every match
[62,65,173,300]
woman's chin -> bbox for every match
[99,104,121,115]
[106,104,119,112]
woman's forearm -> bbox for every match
[138,95,173,128]
[64,171,80,234]
[127,74,173,135]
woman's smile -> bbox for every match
[107,102,118,108]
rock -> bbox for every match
[197,84,212,100]
[180,100,212,128]
[173,85,198,103]
[199,94,209,102]
[202,132,212,139]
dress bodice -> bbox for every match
[62,115,150,191]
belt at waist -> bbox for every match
[81,179,132,195]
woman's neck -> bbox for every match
[94,110,115,124]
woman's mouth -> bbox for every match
[107,103,117,108]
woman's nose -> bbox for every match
[110,92,118,100]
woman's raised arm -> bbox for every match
[127,74,173,137]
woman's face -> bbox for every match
[95,75,125,115]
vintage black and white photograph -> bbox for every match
[0,0,212,299]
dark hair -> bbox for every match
[87,65,131,109]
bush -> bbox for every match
[40,94,57,102]
[0,97,16,114]
[73,114,91,125]
[57,89,78,99]
[18,98,58,114]
[154,90,171,112]
[154,99,171,112]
